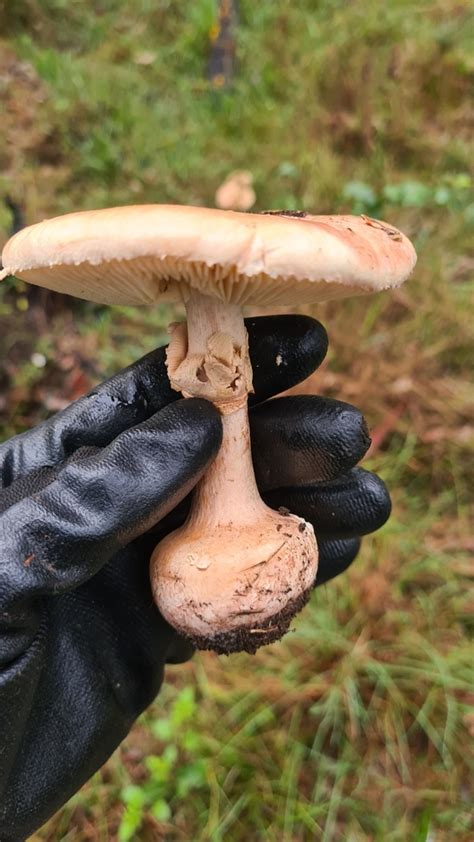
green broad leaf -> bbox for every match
[118,804,144,842]
[383,180,431,208]
[145,756,171,783]
[120,785,147,808]
[145,746,177,783]
[151,798,172,823]
[171,687,196,725]
[342,180,378,213]
[176,760,208,797]
[433,186,451,206]
[163,744,178,765]
[152,718,174,741]
[182,729,202,753]
[277,161,300,178]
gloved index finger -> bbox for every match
[246,315,328,405]
[0,346,176,487]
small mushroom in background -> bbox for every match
[215,170,256,211]
[0,205,416,654]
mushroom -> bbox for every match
[215,170,256,211]
[0,205,416,654]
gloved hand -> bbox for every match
[0,315,390,841]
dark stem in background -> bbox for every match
[5,195,25,236]
[208,0,238,90]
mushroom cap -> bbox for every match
[0,204,416,307]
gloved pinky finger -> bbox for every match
[314,536,361,586]
[165,634,195,664]
[263,468,391,540]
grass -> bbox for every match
[1,1,473,839]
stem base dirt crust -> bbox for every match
[171,583,315,656]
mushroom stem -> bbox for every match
[166,288,253,408]
[167,288,262,525]
[151,287,318,654]
[183,290,247,367]
[189,403,264,527]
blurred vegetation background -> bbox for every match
[0,1,473,840]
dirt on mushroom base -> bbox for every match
[176,582,314,655]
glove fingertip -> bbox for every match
[315,537,361,586]
[246,314,329,403]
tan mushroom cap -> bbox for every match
[0,204,416,307]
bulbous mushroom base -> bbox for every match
[150,510,318,655]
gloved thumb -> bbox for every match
[0,399,221,606]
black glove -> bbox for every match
[0,315,390,841]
